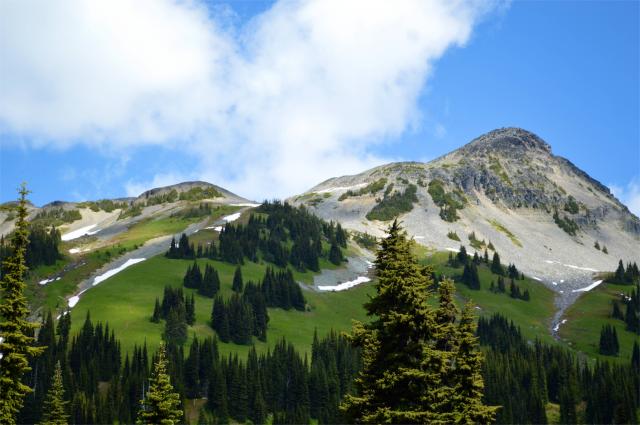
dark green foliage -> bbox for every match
[182,261,202,289]
[490,251,503,275]
[479,313,639,424]
[594,240,601,250]
[599,325,619,356]
[328,241,343,265]
[365,184,418,221]
[428,179,465,222]
[78,199,128,212]
[199,264,220,298]
[1,225,62,270]
[260,267,306,311]
[0,185,44,425]
[341,221,495,423]
[339,178,388,201]
[232,265,243,292]
[155,286,191,345]
[210,293,267,345]
[608,260,640,285]
[178,186,222,201]
[33,207,82,227]
[351,231,377,250]
[144,189,178,206]
[165,233,195,259]
[137,343,183,424]
[564,195,580,214]
[447,230,460,241]
[461,262,481,290]
[553,210,579,235]
[39,361,69,425]
[185,294,195,326]
[151,298,161,323]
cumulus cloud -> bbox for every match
[0,0,504,199]
[610,178,640,217]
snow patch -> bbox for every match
[231,203,260,207]
[39,278,54,285]
[572,280,603,293]
[92,258,146,286]
[414,236,425,239]
[446,248,460,253]
[553,319,568,332]
[61,224,98,241]
[318,276,371,292]
[552,281,558,286]
[68,296,80,308]
[532,276,542,282]
[315,183,366,194]
[563,264,598,272]
[223,212,241,222]
[204,225,223,232]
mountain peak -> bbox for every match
[461,127,552,156]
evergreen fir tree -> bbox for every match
[328,241,343,265]
[39,361,69,425]
[450,302,498,424]
[491,252,503,275]
[232,266,243,293]
[0,184,44,425]
[185,294,195,326]
[341,221,450,423]
[136,343,183,425]
[151,298,161,323]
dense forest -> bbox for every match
[166,201,348,271]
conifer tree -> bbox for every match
[137,343,183,425]
[39,361,69,425]
[232,266,243,293]
[0,184,44,425]
[151,298,161,323]
[491,252,503,275]
[450,302,498,424]
[328,241,343,265]
[340,220,438,423]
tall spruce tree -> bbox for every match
[137,343,183,425]
[232,266,243,293]
[39,361,69,425]
[450,302,498,424]
[340,220,437,423]
[0,184,44,424]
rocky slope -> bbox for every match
[0,181,252,242]
[290,128,640,308]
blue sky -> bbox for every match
[1,0,638,213]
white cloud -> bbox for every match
[0,0,504,199]
[610,178,640,217]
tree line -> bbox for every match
[166,201,348,271]
[478,313,639,424]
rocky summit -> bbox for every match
[290,127,640,304]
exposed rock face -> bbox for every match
[290,127,640,295]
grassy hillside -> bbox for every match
[418,250,557,345]
[66,239,562,361]
[27,204,240,311]
[69,255,373,356]
[559,281,639,362]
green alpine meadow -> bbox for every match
[1,1,638,424]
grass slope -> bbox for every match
[559,281,639,362]
[29,205,240,311]
[419,251,557,345]
[69,255,372,356]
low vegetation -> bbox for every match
[488,219,522,247]
[365,183,417,221]
[553,210,579,236]
[32,207,82,227]
[427,179,464,222]
[77,199,128,212]
[338,178,387,201]
[447,230,460,241]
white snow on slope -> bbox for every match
[553,319,568,332]
[231,203,261,207]
[68,296,80,308]
[223,213,241,222]
[39,277,61,285]
[318,276,371,292]
[92,258,146,286]
[572,280,603,293]
[61,224,99,241]
[315,183,366,194]
[544,260,598,272]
